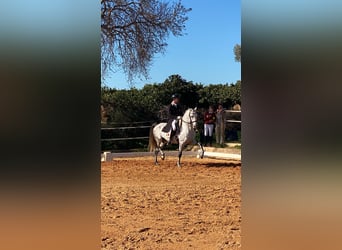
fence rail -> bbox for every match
[104,121,154,125]
[101,126,151,130]
[101,110,241,142]
[101,136,149,141]
[225,110,241,113]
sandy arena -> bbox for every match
[101,156,241,249]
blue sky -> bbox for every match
[103,0,241,89]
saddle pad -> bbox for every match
[162,120,172,132]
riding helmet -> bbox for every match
[171,93,180,99]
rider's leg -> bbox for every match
[171,119,180,142]
[166,120,176,144]
[171,119,177,131]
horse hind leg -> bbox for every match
[161,151,165,160]
[159,142,165,160]
[154,148,159,165]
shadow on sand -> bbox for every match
[202,161,241,168]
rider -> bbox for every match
[168,93,183,142]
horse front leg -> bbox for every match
[177,143,184,167]
[197,142,205,159]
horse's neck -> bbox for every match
[180,110,191,133]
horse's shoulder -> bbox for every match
[155,122,167,128]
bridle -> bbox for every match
[181,109,197,129]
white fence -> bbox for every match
[101,150,241,162]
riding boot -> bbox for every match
[209,136,213,147]
[175,127,179,139]
[169,130,175,144]
[204,136,208,146]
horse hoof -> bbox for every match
[154,162,159,166]
[161,155,165,160]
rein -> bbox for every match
[181,118,196,124]
[181,110,197,128]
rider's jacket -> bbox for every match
[168,102,183,119]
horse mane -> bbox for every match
[184,108,194,114]
[182,108,193,119]
[184,108,191,114]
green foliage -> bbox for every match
[101,74,241,124]
[228,80,241,105]
[198,81,241,107]
[157,74,202,108]
[234,44,241,62]
[198,84,229,107]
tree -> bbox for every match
[160,75,202,108]
[101,0,191,81]
[199,84,230,107]
[228,80,241,105]
[233,44,241,62]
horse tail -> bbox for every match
[148,123,157,152]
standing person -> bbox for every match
[215,104,226,145]
[166,93,183,143]
[203,105,216,146]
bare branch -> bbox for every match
[101,0,191,82]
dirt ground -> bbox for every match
[101,156,241,250]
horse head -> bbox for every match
[183,108,198,131]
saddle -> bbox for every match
[162,120,172,133]
[160,126,172,143]
[161,119,181,144]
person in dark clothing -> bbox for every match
[167,93,183,142]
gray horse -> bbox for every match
[148,108,204,167]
